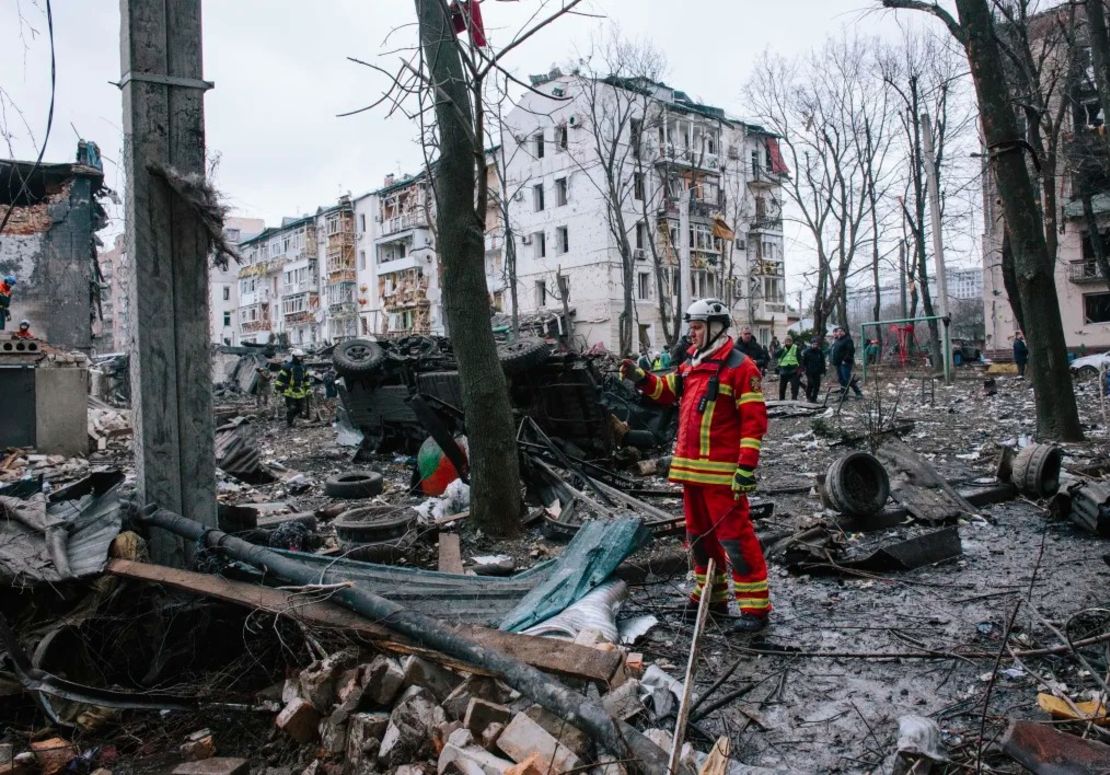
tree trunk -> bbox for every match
[415,0,524,533]
[1085,0,1110,145]
[1000,229,1026,333]
[955,0,1083,441]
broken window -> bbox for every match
[556,124,569,150]
[637,271,652,300]
[635,221,646,251]
[630,118,642,158]
[534,231,546,258]
[533,183,545,212]
[557,226,569,254]
[634,172,645,201]
[751,149,761,175]
[359,214,366,232]
[557,273,570,300]
[555,178,568,206]
[534,133,545,159]
[1084,292,1110,323]
[535,279,547,306]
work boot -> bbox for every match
[729,613,769,634]
[681,600,730,624]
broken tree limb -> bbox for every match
[106,559,625,687]
[137,507,668,773]
[668,558,714,775]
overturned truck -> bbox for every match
[332,336,675,458]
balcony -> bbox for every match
[652,143,721,172]
[748,165,785,188]
[379,212,428,236]
[240,288,272,305]
[752,260,785,277]
[282,278,319,296]
[241,318,271,333]
[328,301,358,318]
[1069,260,1107,284]
[750,216,783,232]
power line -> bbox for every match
[0,0,55,239]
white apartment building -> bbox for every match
[501,73,793,352]
[210,216,264,346]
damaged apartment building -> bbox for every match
[178,76,793,350]
[0,141,107,352]
[501,71,796,351]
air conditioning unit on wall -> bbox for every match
[567,114,580,127]
[520,234,533,245]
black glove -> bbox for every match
[732,467,757,495]
[620,359,647,384]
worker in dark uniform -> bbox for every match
[275,349,311,427]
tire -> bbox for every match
[1010,443,1063,498]
[498,337,550,375]
[1074,365,1099,382]
[324,470,384,499]
[824,452,890,518]
[333,339,385,378]
[333,505,415,543]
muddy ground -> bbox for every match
[3,367,1108,774]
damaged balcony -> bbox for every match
[1068,260,1107,284]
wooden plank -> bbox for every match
[438,532,464,574]
[106,559,623,687]
[669,558,714,775]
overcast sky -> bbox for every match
[1,0,949,295]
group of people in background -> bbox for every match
[635,324,865,403]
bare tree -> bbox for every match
[745,36,891,336]
[879,30,975,368]
[563,35,668,355]
[882,0,1083,442]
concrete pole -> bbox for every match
[120,0,218,565]
[920,113,952,385]
[678,189,691,313]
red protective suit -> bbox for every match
[638,337,771,616]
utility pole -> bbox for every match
[120,0,218,565]
[898,239,908,319]
[920,113,952,385]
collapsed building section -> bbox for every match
[0,141,107,352]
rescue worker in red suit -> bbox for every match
[621,299,771,632]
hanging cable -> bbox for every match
[0,0,56,239]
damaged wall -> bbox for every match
[0,157,105,352]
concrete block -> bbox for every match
[171,759,250,775]
[437,737,515,775]
[395,765,434,775]
[347,711,389,769]
[402,655,464,702]
[299,649,355,711]
[379,687,445,768]
[432,721,465,755]
[276,697,321,744]
[442,676,511,721]
[496,713,582,774]
[464,698,512,737]
[523,705,591,759]
[601,679,643,722]
[33,366,88,457]
[318,712,348,756]
[362,655,406,707]
[594,755,628,775]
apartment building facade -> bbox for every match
[499,73,794,352]
[982,4,1110,353]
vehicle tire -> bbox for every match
[324,470,384,499]
[1074,365,1099,381]
[333,339,385,378]
[498,337,549,375]
[1010,443,1063,498]
[333,505,416,543]
[824,452,890,518]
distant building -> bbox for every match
[209,217,264,346]
[0,141,107,351]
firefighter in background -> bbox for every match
[0,275,15,330]
[621,298,771,633]
[275,349,311,428]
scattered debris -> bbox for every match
[1001,720,1110,774]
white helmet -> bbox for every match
[683,298,731,327]
[291,348,306,358]
[684,298,731,353]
